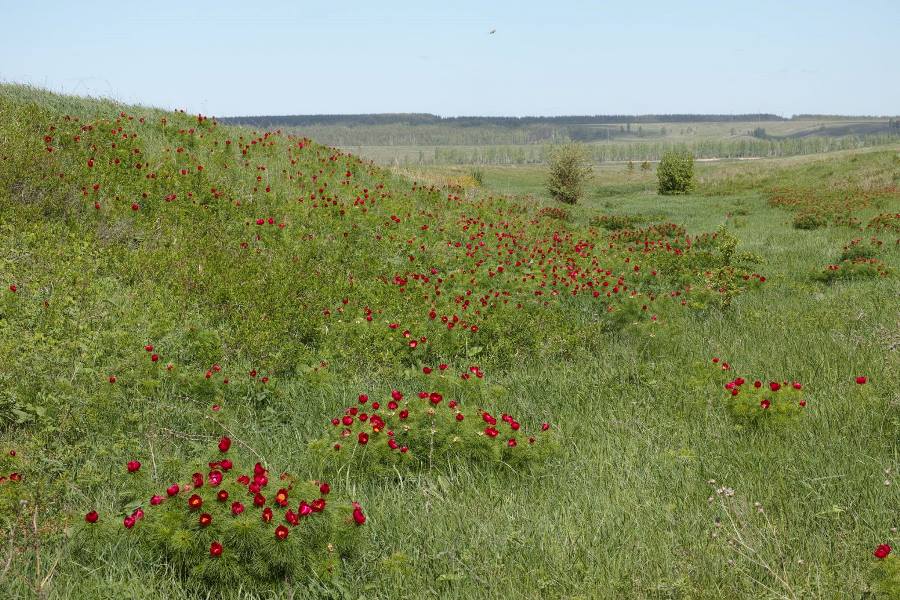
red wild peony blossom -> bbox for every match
[166,484,180,497]
[769,382,781,392]
[358,432,369,445]
[188,494,203,510]
[231,501,245,516]
[262,507,274,523]
[216,490,229,502]
[319,482,330,495]
[218,436,231,452]
[275,525,289,540]
[855,376,867,385]
[352,505,366,525]
[150,495,164,506]
[123,516,136,529]
[210,541,223,557]
[485,427,499,438]
[192,472,204,488]
[85,511,99,524]
[199,513,212,527]
[126,460,141,473]
[874,544,891,559]
[760,399,771,410]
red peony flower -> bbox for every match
[218,436,231,453]
[485,427,499,438]
[192,472,204,488]
[199,513,212,527]
[769,382,781,392]
[262,507,274,523]
[874,544,891,559]
[760,399,771,410]
[352,505,366,525]
[123,516,136,529]
[855,376,867,385]
[150,495,164,506]
[231,501,245,516]
[85,511,99,524]
[358,432,369,445]
[275,525,289,540]
[208,470,222,486]
[210,541,223,557]
[126,460,141,473]
[188,494,203,510]
[319,482,330,495]
[166,484,180,497]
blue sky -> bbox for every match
[1,0,898,117]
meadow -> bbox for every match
[220,113,900,166]
[0,84,898,599]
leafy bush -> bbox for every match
[868,212,900,233]
[536,206,570,221]
[723,377,807,424]
[657,150,694,195]
[546,143,592,204]
[814,258,891,283]
[870,547,899,599]
[793,212,827,230]
[310,387,555,474]
[80,438,366,590]
[839,237,883,261]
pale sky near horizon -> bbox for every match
[1,0,898,117]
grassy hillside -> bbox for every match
[0,85,898,598]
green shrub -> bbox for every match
[723,377,807,425]
[657,150,694,195]
[793,212,827,230]
[536,206,571,221]
[310,387,556,475]
[546,143,592,204]
[814,258,891,283]
[80,438,367,590]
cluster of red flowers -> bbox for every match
[0,449,21,485]
[85,437,365,556]
[723,377,807,410]
[325,388,550,459]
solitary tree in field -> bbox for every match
[546,143,592,204]
[657,150,694,195]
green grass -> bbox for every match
[1,85,898,599]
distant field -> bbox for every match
[222,114,900,165]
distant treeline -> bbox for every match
[363,133,900,166]
[219,113,788,128]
